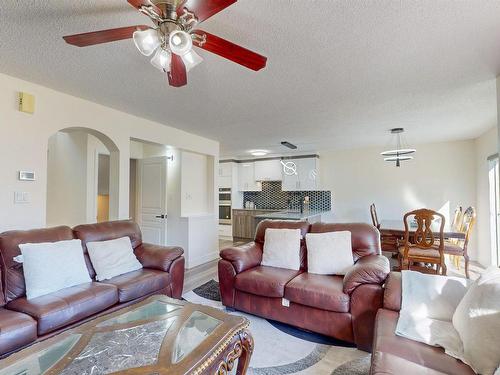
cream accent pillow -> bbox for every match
[87,236,143,281]
[305,231,353,275]
[452,267,500,375]
[19,239,92,300]
[261,228,301,270]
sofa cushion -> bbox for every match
[7,282,118,335]
[0,308,37,355]
[235,266,302,298]
[73,220,143,279]
[373,309,475,375]
[254,221,310,269]
[284,273,350,313]
[100,269,170,302]
[371,351,449,375]
[0,226,75,302]
[310,222,380,260]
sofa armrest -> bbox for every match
[383,272,402,311]
[343,255,390,295]
[219,242,263,274]
[134,243,184,272]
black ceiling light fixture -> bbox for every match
[281,141,297,150]
[381,128,416,167]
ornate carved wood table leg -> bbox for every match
[215,328,254,375]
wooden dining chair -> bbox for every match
[370,203,380,229]
[398,208,447,275]
[447,206,463,269]
[371,203,402,254]
[444,206,476,279]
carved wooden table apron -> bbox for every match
[0,295,254,375]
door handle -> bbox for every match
[155,214,167,219]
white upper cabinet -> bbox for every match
[282,157,320,191]
[238,162,262,191]
[219,162,232,177]
[218,162,233,188]
[254,159,282,181]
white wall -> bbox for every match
[0,72,218,231]
[475,127,498,266]
[46,131,88,227]
[319,139,478,259]
[181,151,209,216]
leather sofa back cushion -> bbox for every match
[310,223,380,260]
[255,220,311,269]
[73,220,142,279]
[0,268,5,306]
[0,226,75,302]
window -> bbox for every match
[488,154,500,266]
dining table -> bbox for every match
[379,219,466,240]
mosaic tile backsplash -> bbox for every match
[243,181,332,211]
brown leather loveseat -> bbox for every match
[219,220,390,351]
[370,272,475,374]
[0,220,184,357]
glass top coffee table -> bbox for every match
[0,296,253,375]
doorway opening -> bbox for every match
[46,128,119,227]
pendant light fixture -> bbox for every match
[381,128,416,167]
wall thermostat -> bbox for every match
[19,171,35,181]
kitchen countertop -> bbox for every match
[254,209,332,220]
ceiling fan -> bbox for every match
[63,0,267,87]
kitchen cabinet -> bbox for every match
[237,162,262,191]
[254,159,282,181]
[282,157,320,191]
[232,209,276,239]
[219,162,233,189]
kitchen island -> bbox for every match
[233,208,333,241]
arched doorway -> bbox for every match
[46,127,120,227]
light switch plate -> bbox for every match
[14,192,30,204]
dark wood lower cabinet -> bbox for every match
[232,209,275,240]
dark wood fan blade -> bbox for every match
[192,30,267,71]
[128,0,164,18]
[168,54,188,87]
[63,25,150,47]
[177,0,236,23]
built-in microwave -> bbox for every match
[219,188,232,224]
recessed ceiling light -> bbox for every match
[250,150,269,157]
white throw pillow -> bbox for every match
[261,228,301,270]
[452,267,500,375]
[87,236,143,281]
[305,231,354,275]
[19,239,92,300]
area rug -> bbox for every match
[183,280,370,375]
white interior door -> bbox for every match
[137,157,168,245]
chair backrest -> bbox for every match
[403,208,445,250]
[461,206,476,245]
[370,203,380,228]
[451,206,463,231]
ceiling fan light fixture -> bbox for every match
[169,30,193,56]
[151,48,172,72]
[181,50,203,72]
[133,28,161,56]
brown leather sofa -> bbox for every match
[0,220,185,356]
[370,272,475,374]
[219,220,390,351]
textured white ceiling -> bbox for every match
[1,1,499,158]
